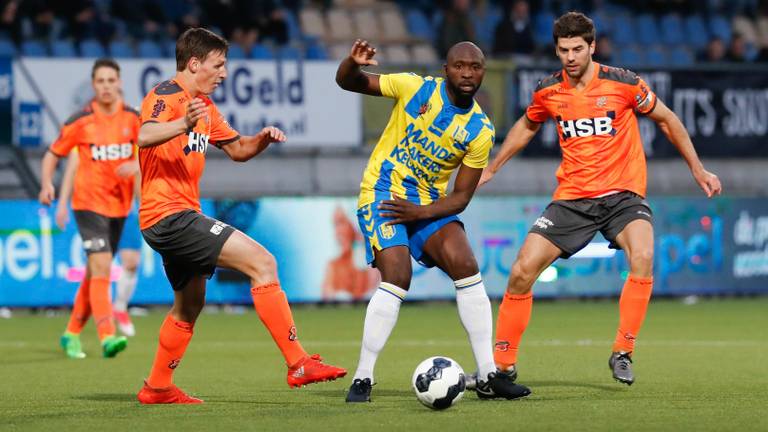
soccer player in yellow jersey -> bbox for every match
[337,39,531,402]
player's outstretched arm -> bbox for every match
[54,153,78,229]
[335,39,382,96]
[378,164,482,225]
[137,99,206,148]
[479,115,540,186]
[219,126,286,162]
[38,151,61,206]
[647,99,722,198]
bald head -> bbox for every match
[446,41,485,65]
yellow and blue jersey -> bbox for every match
[358,73,495,208]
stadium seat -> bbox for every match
[383,44,411,64]
[732,16,759,45]
[227,44,247,59]
[327,8,354,41]
[163,39,177,58]
[109,40,135,58]
[645,45,668,66]
[330,43,352,60]
[21,41,47,57]
[51,40,77,57]
[250,44,273,60]
[757,17,768,47]
[405,9,435,42]
[591,12,613,35]
[612,15,636,46]
[137,40,163,58]
[380,8,408,42]
[533,11,556,47]
[471,5,502,50]
[283,9,302,42]
[669,46,695,66]
[685,15,710,49]
[636,14,660,46]
[305,43,328,60]
[660,14,685,45]
[277,46,302,60]
[411,43,438,65]
[0,39,16,57]
[80,39,106,58]
[614,45,643,67]
[352,9,381,41]
[299,8,326,39]
[709,16,732,43]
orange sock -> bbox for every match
[147,315,194,388]
[494,292,533,370]
[250,282,307,367]
[89,276,115,341]
[613,275,654,353]
[66,278,91,334]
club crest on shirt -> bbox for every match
[452,125,469,143]
[596,96,607,108]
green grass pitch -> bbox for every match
[1,298,766,431]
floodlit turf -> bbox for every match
[1,298,766,431]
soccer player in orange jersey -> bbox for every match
[134,28,346,404]
[479,12,722,386]
[39,58,139,359]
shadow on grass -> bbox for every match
[523,380,625,392]
[4,348,66,365]
[74,393,137,403]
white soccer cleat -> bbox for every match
[115,310,136,337]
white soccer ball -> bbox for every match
[412,356,466,410]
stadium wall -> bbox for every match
[1,196,766,307]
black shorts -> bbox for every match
[73,210,126,255]
[141,210,236,291]
[529,191,653,259]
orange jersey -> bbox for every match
[138,79,239,229]
[49,100,140,217]
[527,63,657,200]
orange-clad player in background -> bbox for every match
[479,12,721,387]
[135,28,346,404]
[39,58,139,359]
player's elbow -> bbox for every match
[137,131,152,148]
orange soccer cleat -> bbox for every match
[287,354,347,388]
[137,381,203,404]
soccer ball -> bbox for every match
[412,356,466,410]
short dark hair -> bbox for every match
[553,12,596,45]
[91,58,120,79]
[176,28,229,71]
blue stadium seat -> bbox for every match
[277,46,302,60]
[708,16,732,44]
[471,6,502,50]
[109,40,135,58]
[283,9,302,42]
[533,11,556,46]
[227,44,247,59]
[591,12,613,35]
[51,40,77,57]
[21,41,47,57]
[660,14,684,45]
[685,15,709,49]
[305,43,328,60]
[405,9,435,42]
[0,39,16,57]
[80,39,106,57]
[636,14,659,46]
[612,15,636,45]
[615,46,643,67]
[645,46,668,66]
[250,44,273,59]
[669,46,694,66]
[162,39,176,58]
[137,40,163,58]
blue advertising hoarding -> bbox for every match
[0,196,766,307]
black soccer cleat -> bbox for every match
[476,369,530,400]
[609,351,635,386]
[345,378,373,403]
[466,365,518,391]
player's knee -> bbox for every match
[247,250,278,280]
[630,248,654,272]
[508,261,536,293]
[447,255,479,279]
[379,270,411,291]
[88,254,112,276]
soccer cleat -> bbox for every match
[609,351,635,385]
[137,380,203,404]
[115,310,136,337]
[60,333,86,359]
[476,369,530,400]
[286,354,348,388]
[466,365,518,391]
[101,335,128,358]
[345,378,373,403]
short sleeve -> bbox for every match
[525,89,549,123]
[140,90,175,124]
[628,76,657,115]
[379,73,425,100]
[208,103,240,147]
[462,129,494,169]
[49,121,82,157]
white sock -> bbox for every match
[114,268,137,312]
[455,273,496,378]
[353,282,407,382]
